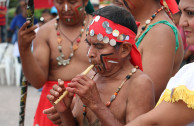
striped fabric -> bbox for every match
[0,6,6,26]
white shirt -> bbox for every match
[158,63,194,126]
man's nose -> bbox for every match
[87,46,96,58]
[63,2,69,12]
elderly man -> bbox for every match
[47,5,155,126]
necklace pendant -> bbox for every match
[73,44,78,51]
[55,14,86,67]
[62,59,70,66]
[63,61,67,66]
[58,62,62,66]
[56,54,65,66]
[63,62,67,66]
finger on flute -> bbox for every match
[54,64,94,104]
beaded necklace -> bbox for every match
[135,6,174,42]
[55,14,86,66]
[83,66,139,124]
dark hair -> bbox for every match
[92,5,137,34]
[176,0,180,4]
[42,9,50,14]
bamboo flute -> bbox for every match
[54,64,94,104]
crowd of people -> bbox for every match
[2,0,194,125]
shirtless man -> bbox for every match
[47,6,155,126]
[114,0,184,102]
[18,0,92,125]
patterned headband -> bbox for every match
[86,15,143,71]
[87,15,136,46]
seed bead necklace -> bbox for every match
[55,13,86,66]
[135,6,173,42]
[83,66,139,120]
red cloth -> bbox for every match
[160,0,179,14]
[0,6,6,26]
[34,0,53,9]
[136,21,140,28]
[89,16,143,71]
[33,81,70,126]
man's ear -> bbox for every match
[119,42,132,58]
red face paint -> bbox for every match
[100,53,119,71]
[64,4,82,23]
[102,57,118,71]
[74,4,83,18]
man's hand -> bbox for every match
[18,21,37,52]
[43,106,62,125]
[47,80,74,113]
[66,75,102,109]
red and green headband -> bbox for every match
[87,15,143,70]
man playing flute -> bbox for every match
[47,5,155,126]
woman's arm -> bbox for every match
[126,101,194,126]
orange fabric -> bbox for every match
[33,81,70,126]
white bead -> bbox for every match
[145,19,151,24]
[131,68,137,73]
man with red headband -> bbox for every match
[46,6,155,126]
[114,0,184,102]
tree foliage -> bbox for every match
[8,0,19,8]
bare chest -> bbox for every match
[73,85,129,126]
[46,30,89,80]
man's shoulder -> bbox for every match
[37,19,55,34]
[126,70,154,103]
[129,70,153,91]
